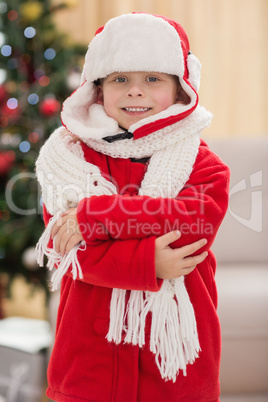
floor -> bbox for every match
[220,395,268,402]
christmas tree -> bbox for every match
[0,0,86,293]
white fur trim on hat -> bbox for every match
[187,53,201,92]
[84,14,185,81]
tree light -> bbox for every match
[1,45,12,57]
[24,27,36,39]
[44,48,56,60]
[7,98,18,110]
[19,141,31,153]
[28,93,39,105]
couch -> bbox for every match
[207,137,268,402]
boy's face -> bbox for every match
[96,71,187,130]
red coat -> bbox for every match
[45,139,229,402]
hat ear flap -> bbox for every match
[187,52,201,92]
[80,63,87,85]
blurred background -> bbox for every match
[0,0,267,401]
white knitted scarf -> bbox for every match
[35,105,212,382]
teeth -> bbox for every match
[124,107,150,112]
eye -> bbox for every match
[146,76,159,82]
[115,77,127,83]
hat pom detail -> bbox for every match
[187,53,201,92]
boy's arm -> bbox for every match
[75,231,207,289]
[43,205,160,291]
[75,147,230,250]
[44,207,208,290]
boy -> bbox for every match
[36,13,229,401]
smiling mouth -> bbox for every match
[123,107,151,112]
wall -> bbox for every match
[53,0,268,137]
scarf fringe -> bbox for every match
[124,290,145,346]
[50,243,84,291]
[35,214,85,291]
[106,278,200,382]
[35,214,61,267]
[174,279,201,361]
[106,289,127,344]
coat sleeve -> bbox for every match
[43,206,161,291]
[77,145,230,251]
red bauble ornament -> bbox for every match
[0,85,8,105]
[39,98,61,117]
[1,103,22,122]
[0,151,15,177]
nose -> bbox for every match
[126,82,144,97]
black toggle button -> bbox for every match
[103,132,134,143]
[130,157,150,164]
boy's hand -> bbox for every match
[155,231,208,279]
[51,208,83,256]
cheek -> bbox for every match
[102,91,117,116]
[156,91,177,111]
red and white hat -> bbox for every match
[61,13,202,140]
